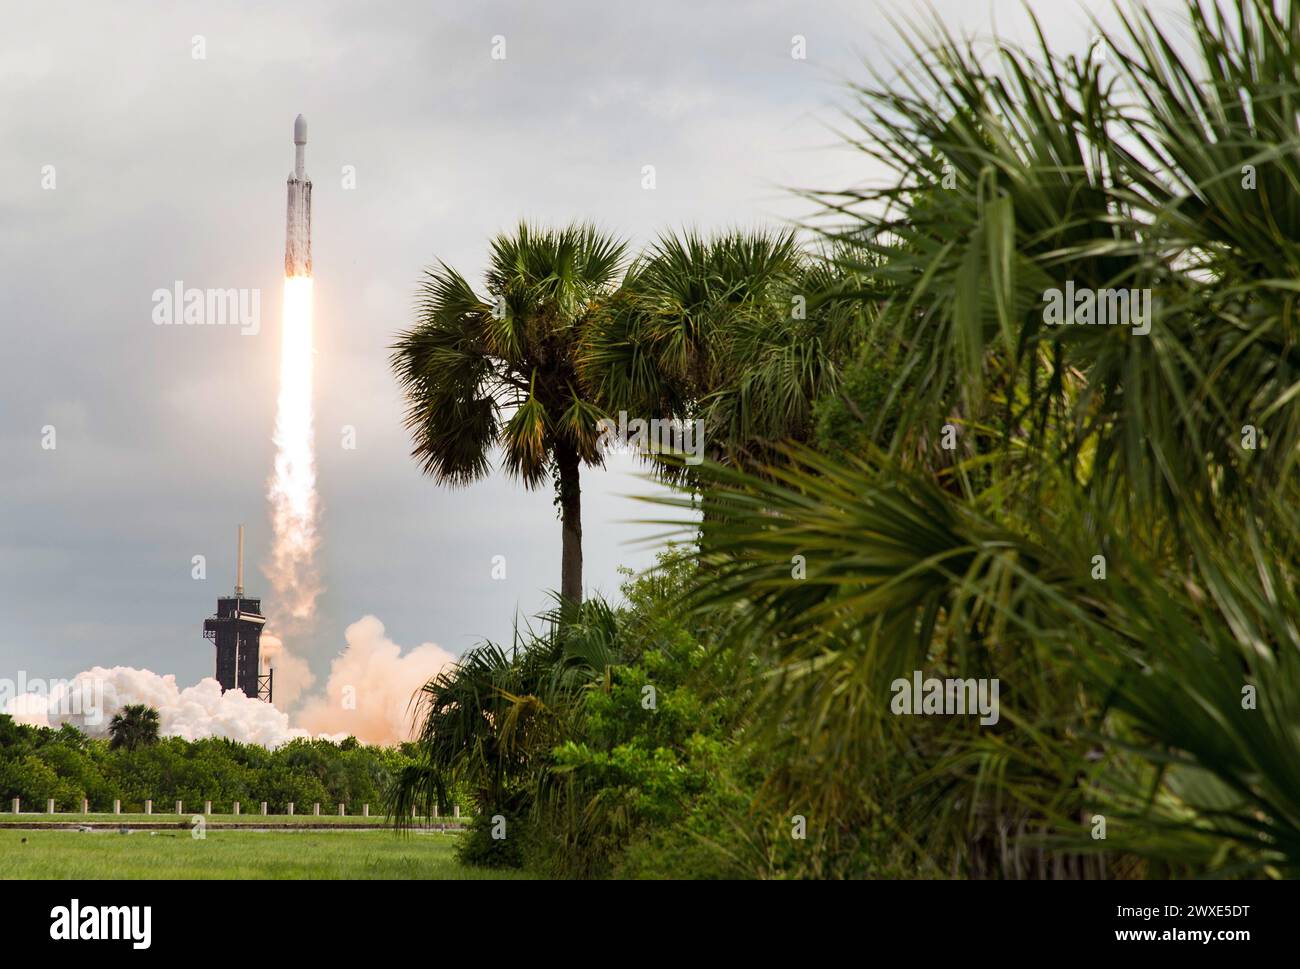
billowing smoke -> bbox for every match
[6,666,308,747]
[3,690,61,728]
[295,616,457,745]
[2,617,456,748]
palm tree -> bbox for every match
[392,223,627,603]
[582,229,868,475]
[108,704,160,752]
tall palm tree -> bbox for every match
[392,223,627,603]
[107,704,160,752]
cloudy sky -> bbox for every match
[1,0,1142,696]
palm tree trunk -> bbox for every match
[556,444,583,603]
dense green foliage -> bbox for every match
[0,716,420,815]
[390,562,787,877]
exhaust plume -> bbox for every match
[265,275,320,633]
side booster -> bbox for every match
[285,114,312,277]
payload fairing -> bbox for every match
[285,114,312,277]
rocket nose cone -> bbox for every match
[293,114,307,145]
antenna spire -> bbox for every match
[236,524,245,596]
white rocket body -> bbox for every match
[285,114,312,277]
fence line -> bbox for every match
[4,796,466,819]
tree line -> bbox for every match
[0,713,425,815]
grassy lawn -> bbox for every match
[0,829,528,879]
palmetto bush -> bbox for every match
[648,0,1300,877]
[387,597,622,848]
[816,0,1300,523]
[651,450,1299,876]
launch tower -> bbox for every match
[203,525,272,701]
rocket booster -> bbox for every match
[285,114,312,277]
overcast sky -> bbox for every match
[1,0,1148,694]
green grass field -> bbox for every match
[0,829,526,879]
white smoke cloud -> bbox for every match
[4,666,308,746]
[3,691,56,729]
[1,616,456,748]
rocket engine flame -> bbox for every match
[266,275,320,629]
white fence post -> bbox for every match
[113,799,121,815]
[338,803,345,816]
[145,799,152,815]
[233,801,240,815]
[363,804,369,817]
[204,800,212,815]
[176,800,183,815]
[453,804,460,819]
[47,799,55,814]
[287,802,294,816]
[313,803,320,816]
[10,798,18,815]
[261,802,268,816]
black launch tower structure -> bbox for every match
[202,525,272,702]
